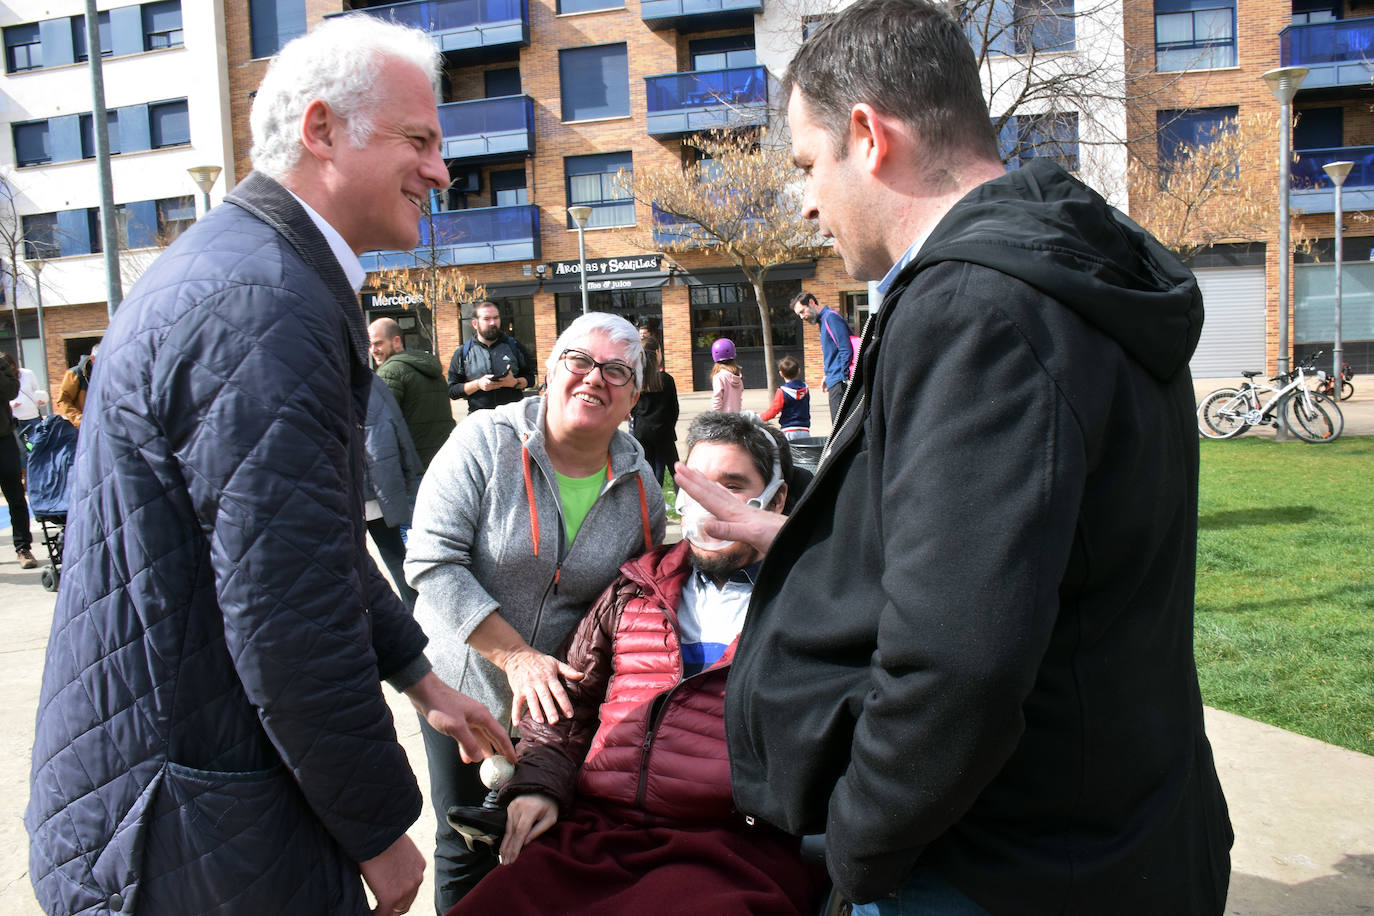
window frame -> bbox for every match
[564,152,635,229]
[558,43,630,123]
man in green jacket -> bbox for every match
[370,317,455,468]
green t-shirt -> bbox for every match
[555,466,607,543]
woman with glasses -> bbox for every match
[406,312,666,914]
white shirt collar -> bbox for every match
[288,191,365,294]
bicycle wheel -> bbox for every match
[1198,388,1249,439]
[1339,379,1354,401]
[1281,391,1343,442]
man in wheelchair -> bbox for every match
[446,412,821,915]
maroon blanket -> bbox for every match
[446,802,823,915]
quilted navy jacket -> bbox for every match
[26,173,428,916]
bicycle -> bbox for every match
[1197,351,1344,443]
[1314,360,1354,401]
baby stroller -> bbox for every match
[23,415,78,592]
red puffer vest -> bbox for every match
[575,542,739,826]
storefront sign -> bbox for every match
[548,255,662,278]
[364,291,426,308]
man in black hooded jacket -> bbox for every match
[673,1,1233,913]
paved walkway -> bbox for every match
[1,376,1370,914]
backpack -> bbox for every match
[823,313,862,381]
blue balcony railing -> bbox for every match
[1280,17,1374,89]
[645,66,768,137]
[438,95,534,161]
[359,204,539,271]
[1291,145,1374,214]
[652,206,699,246]
[333,0,529,54]
[640,0,763,30]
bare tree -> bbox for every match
[620,131,827,395]
[1128,110,1287,260]
[0,172,30,360]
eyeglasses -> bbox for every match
[559,349,636,387]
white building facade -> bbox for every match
[1,0,233,388]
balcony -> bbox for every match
[359,204,540,271]
[335,0,529,56]
[645,66,768,138]
[1280,17,1374,90]
[640,0,762,32]
[438,95,534,162]
[1291,146,1374,214]
[652,207,700,247]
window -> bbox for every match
[157,196,195,240]
[970,0,1075,55]
[690,35,756,71]
[1154,0,1236,71]
[491,169,529,207]
[565,152,634,228]
[21,214,58,260]
[485,68,521,97]
[4,23,42,72]
[559,44,629,122]
[142,1,183,50]
[559,0,624,12]
[1014,0,1074,53]
[1294,107,1343,152]
[802,14,833,40]
[13,121,50,167]
[843,290,870,333]
[999,112,1079,171]
[80,111,121,159]
[1157,107,1237,168]
[250,0,306,59]
[73,11,113,62]
[1292,0,1338,25]
[149,99,190,148]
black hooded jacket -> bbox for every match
[725,162,1232,912]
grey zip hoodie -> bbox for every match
[406,395,666,723]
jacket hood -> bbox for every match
[386,349,445,378]
[716,371,744,391]
[909,161,1203,381]
[489,394,648,480]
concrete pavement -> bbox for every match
[0,376,1370,914]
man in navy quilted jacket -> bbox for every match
[25,15,513,916]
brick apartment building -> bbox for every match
[1128,0,1374,377]
[221,0,867,392]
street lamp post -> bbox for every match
[187,165,223,217]
[27,256,49,391]
[1322,160,1353,389]
[1262,66,1308,379]
[568,206,593,315]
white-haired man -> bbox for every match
[26,16,514,916]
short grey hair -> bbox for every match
[546,312,645,391]
[250,14,440,180]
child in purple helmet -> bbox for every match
[709,339,743,412]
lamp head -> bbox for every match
[187,165,222,194]
[1323,160,1354,187]
[1261,66,1309,105]
[567,205,593,229]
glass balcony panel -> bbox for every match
[360,204,539,270]
[1282,16,1374,66]
[640,0,763,29]
[334,0,529,51]
[644,65,767,136]
[1292,146,1374,189]
[437,95,534,160]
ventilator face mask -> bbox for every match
[675,432,784,551]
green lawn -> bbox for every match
[1196,436,1374,755]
